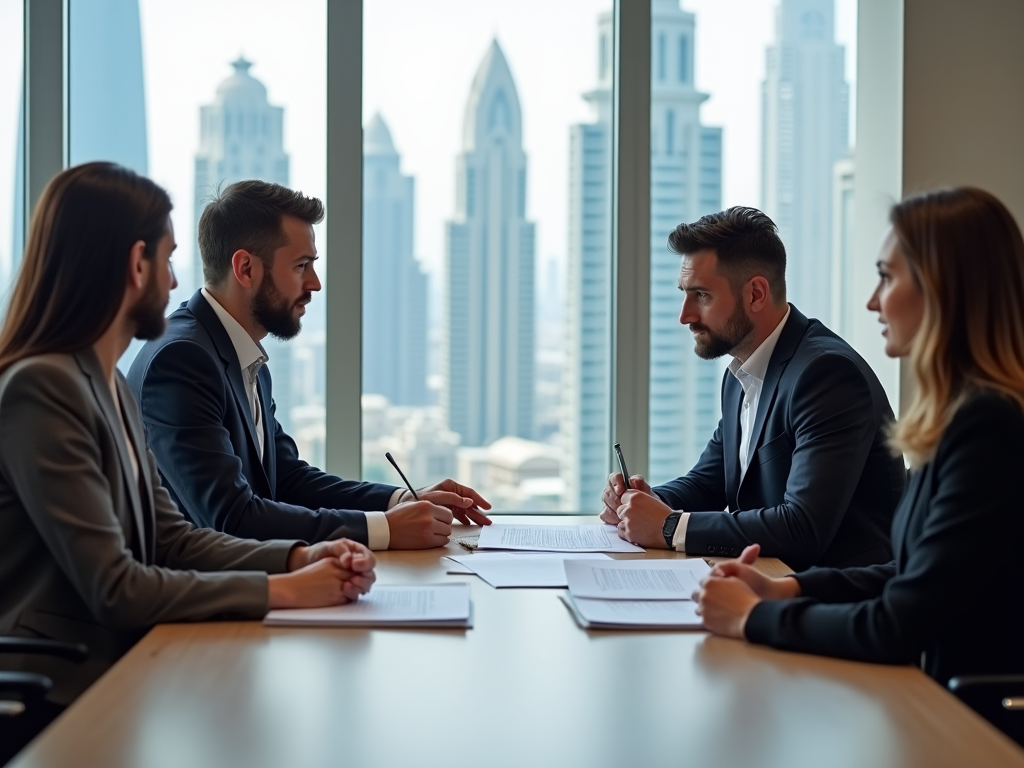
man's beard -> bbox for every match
[253,271,309,341]
[690,301,754,360]
[130,270,169,341]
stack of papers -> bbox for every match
[264,584,472,628]
[444,552,612,588]
[476,523,645,553]
[560,559,711,630]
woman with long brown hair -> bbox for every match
[0,163,375,721]
[696,187,1024,687]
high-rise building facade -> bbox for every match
[13,0,148,281]
[192,58,309,433]
[193,57,289,293]
[563,1,723,509]
[443,41,536,447]
[362,113,429,406]
[761,0,849,323]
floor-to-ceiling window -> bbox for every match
[362,0,613,512]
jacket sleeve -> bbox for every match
[0,362,280,631]
[136,339,378,544]
[683,353,879,567]
[745,394,1024,665]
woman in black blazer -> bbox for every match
[695,187,1024,685]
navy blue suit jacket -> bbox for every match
[746,391,1024,684]
[126,291,398,544]
[654,306,906,570]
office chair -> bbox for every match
[0,637,88,766]
[948,674,1024,748]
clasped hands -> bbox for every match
[388,479,493,549]
[269,539,377,609]
[694,544,801,638]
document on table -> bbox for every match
[476,523,645,553]
[445,553,612,588]
[560,593,703,630]
[264,584,471,628]
[564,558,711,600]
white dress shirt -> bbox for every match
[671,306,791,553]
[201,289,398,549]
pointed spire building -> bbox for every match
[443,41,536,447]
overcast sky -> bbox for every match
[0,0,856,292]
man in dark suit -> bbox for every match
[128,180,490,550]
[602,207,906,570]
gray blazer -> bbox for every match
[0,350,297,704]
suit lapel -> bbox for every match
[893,467,925,568]
[116,378,157,563]
[74,350,149,564]
[737,306,809,496]
[722,375,743,508]
[188,291,271,486]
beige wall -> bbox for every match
[903,0,1024,219]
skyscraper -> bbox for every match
[443,41,536,447]
[193,57,289,293]
[192,58,303,431]
[363,113,429,406]
[761,0,849,323]
[563,1,723,509]
[13,0,148,281]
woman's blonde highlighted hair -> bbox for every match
[890,187,1024,466]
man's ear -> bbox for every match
[748,276,771,313]
[127,240,148,292]
[231,249,263,290]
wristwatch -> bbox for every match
[662,512,682,549]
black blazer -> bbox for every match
[127,291,398,544]
[745,391,1024,684]
[655,306,906,570]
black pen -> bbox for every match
[613,443,633,491]
[385,452,419,501]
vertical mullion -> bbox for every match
[24,0,66,222]
[325,1,363,478]
[611,0,652,478]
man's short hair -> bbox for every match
[668,206,787,303]
[198,180,325,285]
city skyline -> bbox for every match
[2,1,857,511]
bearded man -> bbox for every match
[601,207,906,570]
[128,181,490,551]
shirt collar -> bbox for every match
[201,287,268,372]
[728,305,791,386]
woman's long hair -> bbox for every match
[889,187,1024,466]
[0,162,172,375]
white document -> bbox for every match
[564,558,711,600]
[447,553,612,588]
[476,523,645,553]
[264,584,471,628]
[560,593,704,630]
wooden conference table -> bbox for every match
[10,516,1024,768]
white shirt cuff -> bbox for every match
[671,512,690,553]
[365,511,390,550]
[387,488,405,509]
